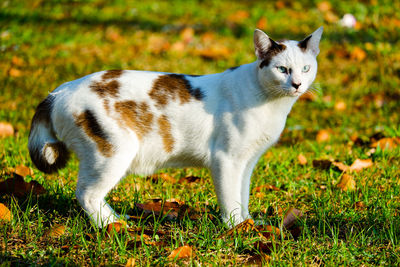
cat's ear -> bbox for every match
[254,29,279,60]
[298,26,323,56]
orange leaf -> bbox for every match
[14,165,33,177]
[8,68,22,77]
[167,245,193,259]
[371,137,400,151]
[227,10,249,23]
[253,184,280,192]
[317,1,332,12]
[0,122,14,137]
[256,17,267,30]
[11,56,24,66]
[255,225,281,240]
[297,153,307,165]
[222,219,255,238]
[334,100,347,111]
[196,45,230,60]
[180,27,194,44]
[331,161,350,172]
[351,47,367,62]
[336,173,356,191]
[0,203,12,222]
[44,224,66,238]
[135,199,184,220]
[125,258,136,267]
[316,129,331,143]
[349,158,373,172]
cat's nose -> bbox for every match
[292,82,301,89]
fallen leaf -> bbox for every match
[180,27,194,44]
[167,245,193,259]
[125,258,136,267]
[148,173,176,183]
[371,137,400,151]
[0,203,12,222]
[227,10,249,24]
[14,165,33,177]
[196,45,230,60]
[316,129,331,143]
[349,158,373,172]
[256,17,267,30]
[178,176,201,184]
[8,68,22,77]
[351,47,367,62]
[334,100,347,111]
[246,253,271,264]
[0,122,14,137]
[317,1,332,12]
[297,153,307,165]
[336,173,356,191]
[44,224,66,238]
[147,35,170,54]
[11,56,24,66]
[282,207,303,229]
[0,174,46,197]
[135,199,185,220]
[354,201,366,210]
[255,225,281,240]
[253,184,280,192]
[222,219,255,238]
[312,159,332,170]
[331,161,350,172]
[106,220,127,236]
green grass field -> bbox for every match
[1,0,400,265]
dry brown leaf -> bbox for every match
[14,165,33,177]
[336,173,356,191]
[11,56,24,66]
[247,252,271,264]
[253,184,280,192]
[354,201,366,210]
[349,158,373,172]
[255,225,281,240]
[147,35,170,54]
[106,220,127,236]
[0,174,46,197]
[0,122,14,137]
[324,11,339,23]
[135,199,184,220]
[331,161,350,172]
[222,219,255,238]
[178,176,201,184]
[0,203,12,222]
[283,207,303,229]
[167,245,193,259]
[44,224,66,238]
[196,45,230,60]
[297,153,307,165]
[275,1,286,9]
[371,137,400,151]
[125,258,136,267]
[312,159,332,170]
[148,173,176,183]
[316,129,331,143]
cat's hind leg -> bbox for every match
[75,135,138,228]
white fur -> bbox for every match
[37,28,322,227]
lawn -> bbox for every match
[1,0,400,265]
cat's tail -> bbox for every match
[28,94,70,174]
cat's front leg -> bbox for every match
[211,153,249,227]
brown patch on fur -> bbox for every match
[114,100,153,139]
[259,39,287,69]
[102,70,123,80]
[149,74,203,108]
[74,110,113,157]
[90,80,120,98]
[158,115,174,153]
[298,35,312,52]
[103,99,111,114]
[90,70,123,98]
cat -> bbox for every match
[28,27,323,228]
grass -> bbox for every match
[1,0,400,265]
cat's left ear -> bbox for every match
[298,27,323,56]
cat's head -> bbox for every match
[254,27,323,98]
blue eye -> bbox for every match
[277,66,288,73]
[302,65,310,73]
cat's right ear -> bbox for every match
[254,29,274,60]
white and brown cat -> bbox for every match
[29,27,323,228]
